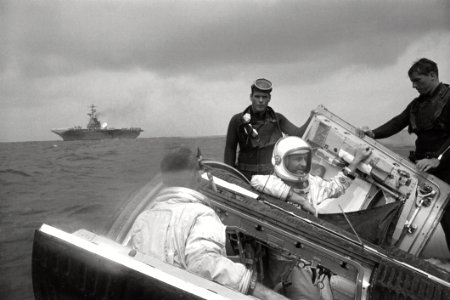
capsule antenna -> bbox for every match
[338,204,364,247]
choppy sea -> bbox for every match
[0,136,413,300]
[0,137,227,300]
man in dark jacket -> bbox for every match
[224,78,310,180]
[360,58,450,251]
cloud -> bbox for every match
[0,0,449,142]
[2,0,449,80]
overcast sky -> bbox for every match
[1,0,449,142]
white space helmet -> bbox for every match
[272,136,312,182]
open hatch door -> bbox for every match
[302,105,450,257]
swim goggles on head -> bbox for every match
[252,78,272,91]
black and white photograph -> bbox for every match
[1,1,450,299]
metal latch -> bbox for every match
[404,185,436,234]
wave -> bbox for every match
[0,169,32,177]
[18,208,48,216]
[0,136,222,300]
[63,153,102,161]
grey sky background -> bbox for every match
[1,0,449,142]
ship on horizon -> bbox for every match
[51,104,143,141]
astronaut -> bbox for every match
[250,136,371,300]
[251,136,371,216]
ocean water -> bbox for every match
[0,137,226,300]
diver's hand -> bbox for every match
[356,126,375,138]
[416,158,440,172]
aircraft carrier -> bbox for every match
[51,104,143,141]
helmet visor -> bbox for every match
[284,149,311,176]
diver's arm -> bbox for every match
[371,105,410,139]
[416,139,450,172]
[224,116,239,167]
[277,113,312,137]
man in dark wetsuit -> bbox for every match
[360,58,450,251]
[224,78,310,180]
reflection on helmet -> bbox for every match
[272,136,312,182]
